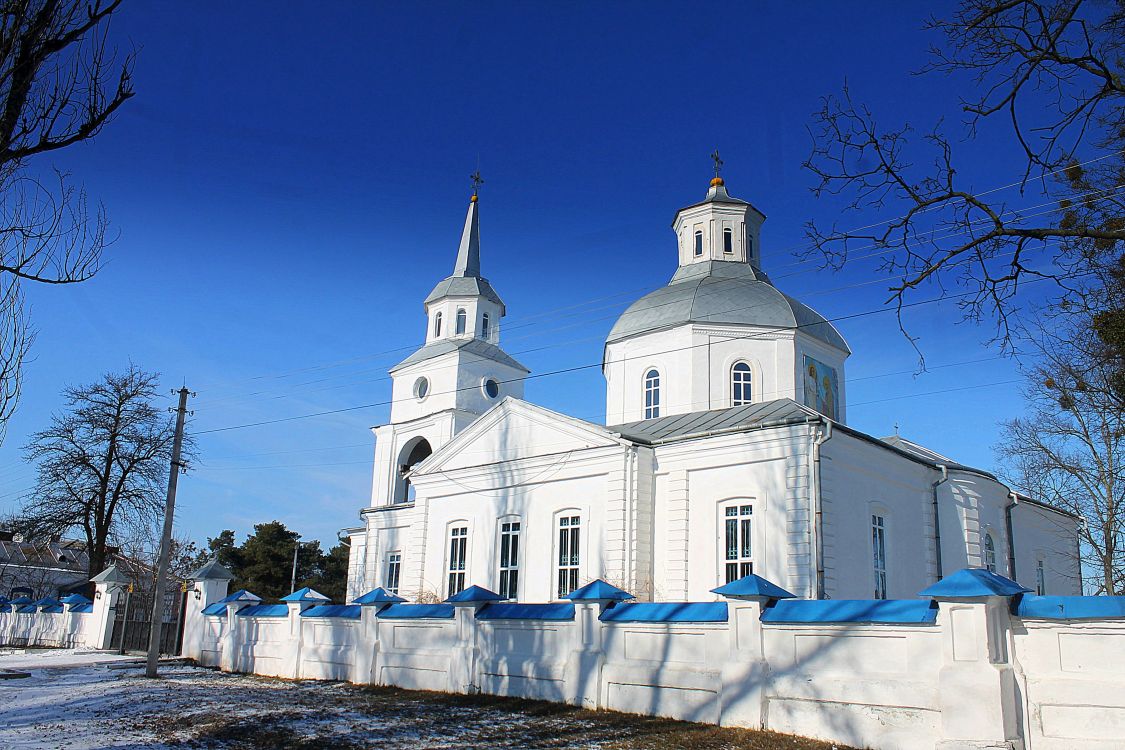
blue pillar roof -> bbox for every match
[918,568,1031,598]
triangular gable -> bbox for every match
[413,397,630,476]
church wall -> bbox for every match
[696,327,794,409]
[794,333,848,423]
[819,432,940,599]
[1011,501,1081,595]
[651,426,809,600]
[604,327,695,425]
[417,471,613,602]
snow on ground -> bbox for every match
[0,650,846,749]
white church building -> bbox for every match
[344,175,1080,605]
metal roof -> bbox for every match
[605,260,850,352]
[761,599,938,624]
[611,399,819,445]
[600,602,729,623]
[390,336,529,374]
[190,558,235,581]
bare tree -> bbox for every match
[17,367,187,579]
[997,306,1125,594]
[803,0,1124,345]
[0,0,134,438]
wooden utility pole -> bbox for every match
[145,386,191,678]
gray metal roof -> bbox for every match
[90,563,132,584]
[605,260,850,352]
[424,275,505,310]
[423,197,506,312]
[391,336,530,374]
[611,399,820,444]
[191,557,235,581]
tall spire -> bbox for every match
[452,193,480,278]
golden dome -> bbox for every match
[470,193,478,203]
[710,176,725,187]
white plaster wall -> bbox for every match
[1012,618,1125,749]
[820,432,939,599]
[762,622,943,750]
[652,427,807,600]
[1011,502,1081,595]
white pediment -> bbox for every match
[412,398,626,475]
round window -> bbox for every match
[482,378,500,399]
[413,376,430,400]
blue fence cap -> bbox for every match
[565,580,635,602]
[33,597,62,607]
[238,604,289,618]
[445,585,505,604]
[60,594,92,606]
[378,603,455,620]
[761,599,938,625]
[600,602,728,623]
[218,589,262,603]
[477,603,575,621]
[280,586,331,603]
[711,574,796,600]
[353,587,407,606]
[1015,594,1125,620]
[301,604,361,619]
[9,595,33,605]
[919,568,1031,598]
[70,603,94,614]
[201,602,228,616]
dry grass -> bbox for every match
[161,679,853,750]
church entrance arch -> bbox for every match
[396,437,433,503]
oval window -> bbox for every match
[413,376,430,400]
[483,378,500,399]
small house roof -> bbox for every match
[217,589,262,603]
[353,587,407,605]
[90,564,132,585]
[190,558,235,581]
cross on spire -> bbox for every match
[710,149,723,178]
[470,170,484,197]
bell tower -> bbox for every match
[368,182,529,507]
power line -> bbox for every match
[194,270,1072,437]
[190,163,1121,397]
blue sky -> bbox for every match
[0,2,1068,550]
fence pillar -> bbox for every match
[90,565,132,650]
[712,574,797,728]
[281,587,331,679]
[352,587,405,685]
[920,568,1028,750]
[562,580,635,709]
[445,585,505,694]
[182,559,233,661]
[216,589,261,672]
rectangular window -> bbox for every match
[556,515,581,598]
[723,504,754,583]
[1036,560,1046,596]
[498,521,520,599]
[872,514,888,599]
[384,552,402,595]
[447,526,468,596]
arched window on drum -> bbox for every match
[731,362,752,406]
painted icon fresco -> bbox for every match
[803,355,839,420]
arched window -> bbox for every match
[396,438,433,503]
[481,312,490,338]
[455,308,467,335]
[723,227,733,254]
[745,227,754,260]
[731,362,752,406]
[983,532,997,573]
[693,230,703,257]
[644,369,660,419]
[433,312,442,337]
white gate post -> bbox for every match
[90,565,132,650]
[182,559,234,661]
[445,585,505,694]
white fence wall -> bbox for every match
[9,571,1125,750]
